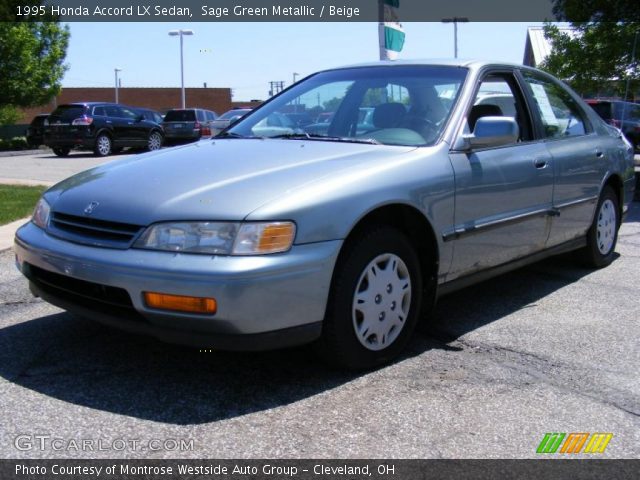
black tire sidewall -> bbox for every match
[52,147,69,157]
[321,227,423,370]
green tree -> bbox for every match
[540,1,639,97]
[0,18,69,123]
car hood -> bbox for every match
[47,139,417,225]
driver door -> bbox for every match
[446,70,554,281]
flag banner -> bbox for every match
[379,0,405,60]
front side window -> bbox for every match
[228,66,468,146]
[521,72,588,139]
[469,73,533,143]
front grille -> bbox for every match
[26,263,145,322]
[49,212,143,249]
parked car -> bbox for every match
[135,107,164,125]
[211,108,252,135]
[305,107,374,136]
[26,114,49,147]
[16,61,635,369]
[43,102,164,157]
[284,112,314,128]
[162,108,217,145]
[585,99,640,151]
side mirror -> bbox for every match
[462,117,519,150]
[136,114,145,122]
[229,115,242,125]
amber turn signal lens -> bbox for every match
[257,223,295,253]
[143,292,217,315]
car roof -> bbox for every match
[60,102,120,107]
[320,59,528,74]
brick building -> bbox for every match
[18,87,234,123]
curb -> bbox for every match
[0,217,29,252]
[0,177,54,187]
[0,149,49,158]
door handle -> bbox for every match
[533,158,548,169]
[595,150,604,158]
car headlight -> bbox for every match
[133,221,296,255]
[32,197,50,229]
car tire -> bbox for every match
[579,185,620,268]
[94,133,112,157]
[147,131,163,151]
[52,147,70,157]
[316,226,423,370]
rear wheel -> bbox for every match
[147,131,163,151]
[52,147,70,157]
[94,133,112,157]
[579,185,619,268]
[316,226,423,370]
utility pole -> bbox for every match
[441,17,469,58]
[114,68,122,103]
[268,81,285,97]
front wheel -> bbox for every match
[316,226,423,370]
[579,185,620,268]
[147,131,163,151]
[93,133,112,157]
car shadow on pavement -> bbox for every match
[0,251,614,425]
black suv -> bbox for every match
[44,102,165,157]
[585,99,640,151]
[162,108,217,145]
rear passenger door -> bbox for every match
[104,105,132,145]
[447,70,554,280]
[519,71,604,246]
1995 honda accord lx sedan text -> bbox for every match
[15,60,635,369]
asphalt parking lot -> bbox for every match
[0,183,638,458]
[0,149,133,186]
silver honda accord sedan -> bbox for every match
[15,60,635,369]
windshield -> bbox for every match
[228,65,468,146]
[49,105,88,121]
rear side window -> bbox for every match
[164,110,196,122]
[49,105,88,121]
[105,106,121,117]
[93,106,106,116]
[521,72,588,139]
[196,110,206,122]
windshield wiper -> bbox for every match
[270,133,380,145]
[216,131,254,139]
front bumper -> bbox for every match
[14,222,342,350]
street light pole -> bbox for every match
[442,17,469,58]
[114,68,122,103]
[168,29,194,109]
